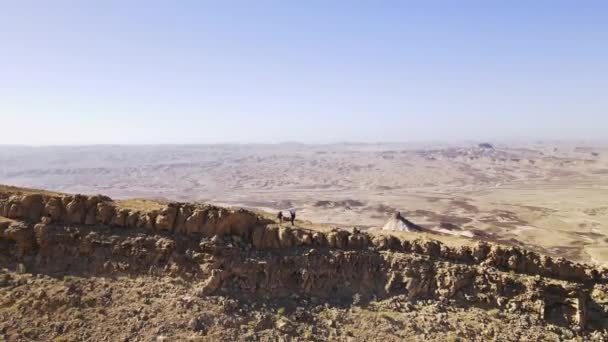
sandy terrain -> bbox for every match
[1,142,607,266]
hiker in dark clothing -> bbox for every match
[277,211,284,223]
[289,209,296,226]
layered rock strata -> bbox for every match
[1,190,607,332]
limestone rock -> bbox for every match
[44,197,65,222]
[382,212,424,232]
[347,231,369,249]
[214,208,259,238]
[126,211,139,227]
[328,229,349,249]
[155,205,178,231]
[33,223,49,246]
[1,222,34,256]
[278,226,296,248]
[252,225,267,248]
[312,232,329,247]
[185,209,206,235]
[7,201,23,219]
[96,202,116,225]
[0,199,8,217]
[141,211,158,230]
[65,195,88,224]
[174,205,193,234]
[264,226,281,249]
[293,229,312,246]
[200,269,230,295]
[21,194,44,221]
[112,209,130,227]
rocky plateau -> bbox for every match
[0,186,607,341]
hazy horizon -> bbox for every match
[2,138,608,148]
[1,1,607,145]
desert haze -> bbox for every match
[2,142,607,266]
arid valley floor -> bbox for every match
[2,142,607,266]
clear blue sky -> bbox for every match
[1,1,607,144]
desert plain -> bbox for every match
[1,142,607,266]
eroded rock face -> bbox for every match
[44,197,64,222]
[65,195,88,224]
[185,208,206,235]
[96,201,116,225]
[1,220,605,332]
[4,192,606,281]
[112,209,130,227]
[174,205,193,234]
[21,194,44,221]
[1,189,607,335]
[0,221,34,257]
[155,205,178,231]
[0,190,602,285]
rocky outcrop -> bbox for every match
[0,191,606,285]
[0,192,269,241]
[382,212,424,232]
[1,220,606,332]
[1,189,607,333]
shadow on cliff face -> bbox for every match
[1,223,606,332]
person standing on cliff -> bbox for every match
[289,209,296,226]
[277,211,284,224]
